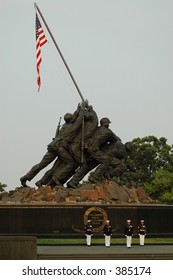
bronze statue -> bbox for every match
[20,101,132,189]
[34,102,98,187]
[66,117,121,187]
[20,102,86,187]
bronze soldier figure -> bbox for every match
[66,117,121,188]
[68,141,132,188]
[86,117,121,183]
[97,141,133,181]
[20,103,85,187]
[36,101,98,188]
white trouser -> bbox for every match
[139,234,145,245]
[126,236,132,247]
[86,234,92,246]
[104,235,111,246]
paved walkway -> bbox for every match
[37,245,173,259]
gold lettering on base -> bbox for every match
[84,207,108,232]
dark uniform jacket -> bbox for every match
[86,126,121,152]
[104,224,112,236]
[124,224,133,236]
[69,107,98,163]
[48,106,85,151]
[85,224,93,235]
[102,141,127,160]
[138,224,147,235]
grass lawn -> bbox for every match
[37,237,173,245]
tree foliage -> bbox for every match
[144,169,173,203]
[122,136,173,204]
[0,182,7,192]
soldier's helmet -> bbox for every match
[124,142,133,152]
[64,113,73,123]
[100,117,111,126]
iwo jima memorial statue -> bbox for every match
[1,3,173,237]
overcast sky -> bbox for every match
[1,0,173,191]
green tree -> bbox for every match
[123,136,173,186]
[0,182,7,192]
[144,169,173,204]
[161,190,173,204]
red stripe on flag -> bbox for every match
[35,13,47,91]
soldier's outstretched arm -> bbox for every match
[110,130,122,142]
[72,107,86,131]
[70,103,82,123]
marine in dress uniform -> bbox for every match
[124,220,133,248]
[103,220,112,247]
[138,220,147,246]
[85,220,93,246]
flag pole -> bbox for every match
[34,2,85,102]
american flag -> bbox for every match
[35,13,47,91]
